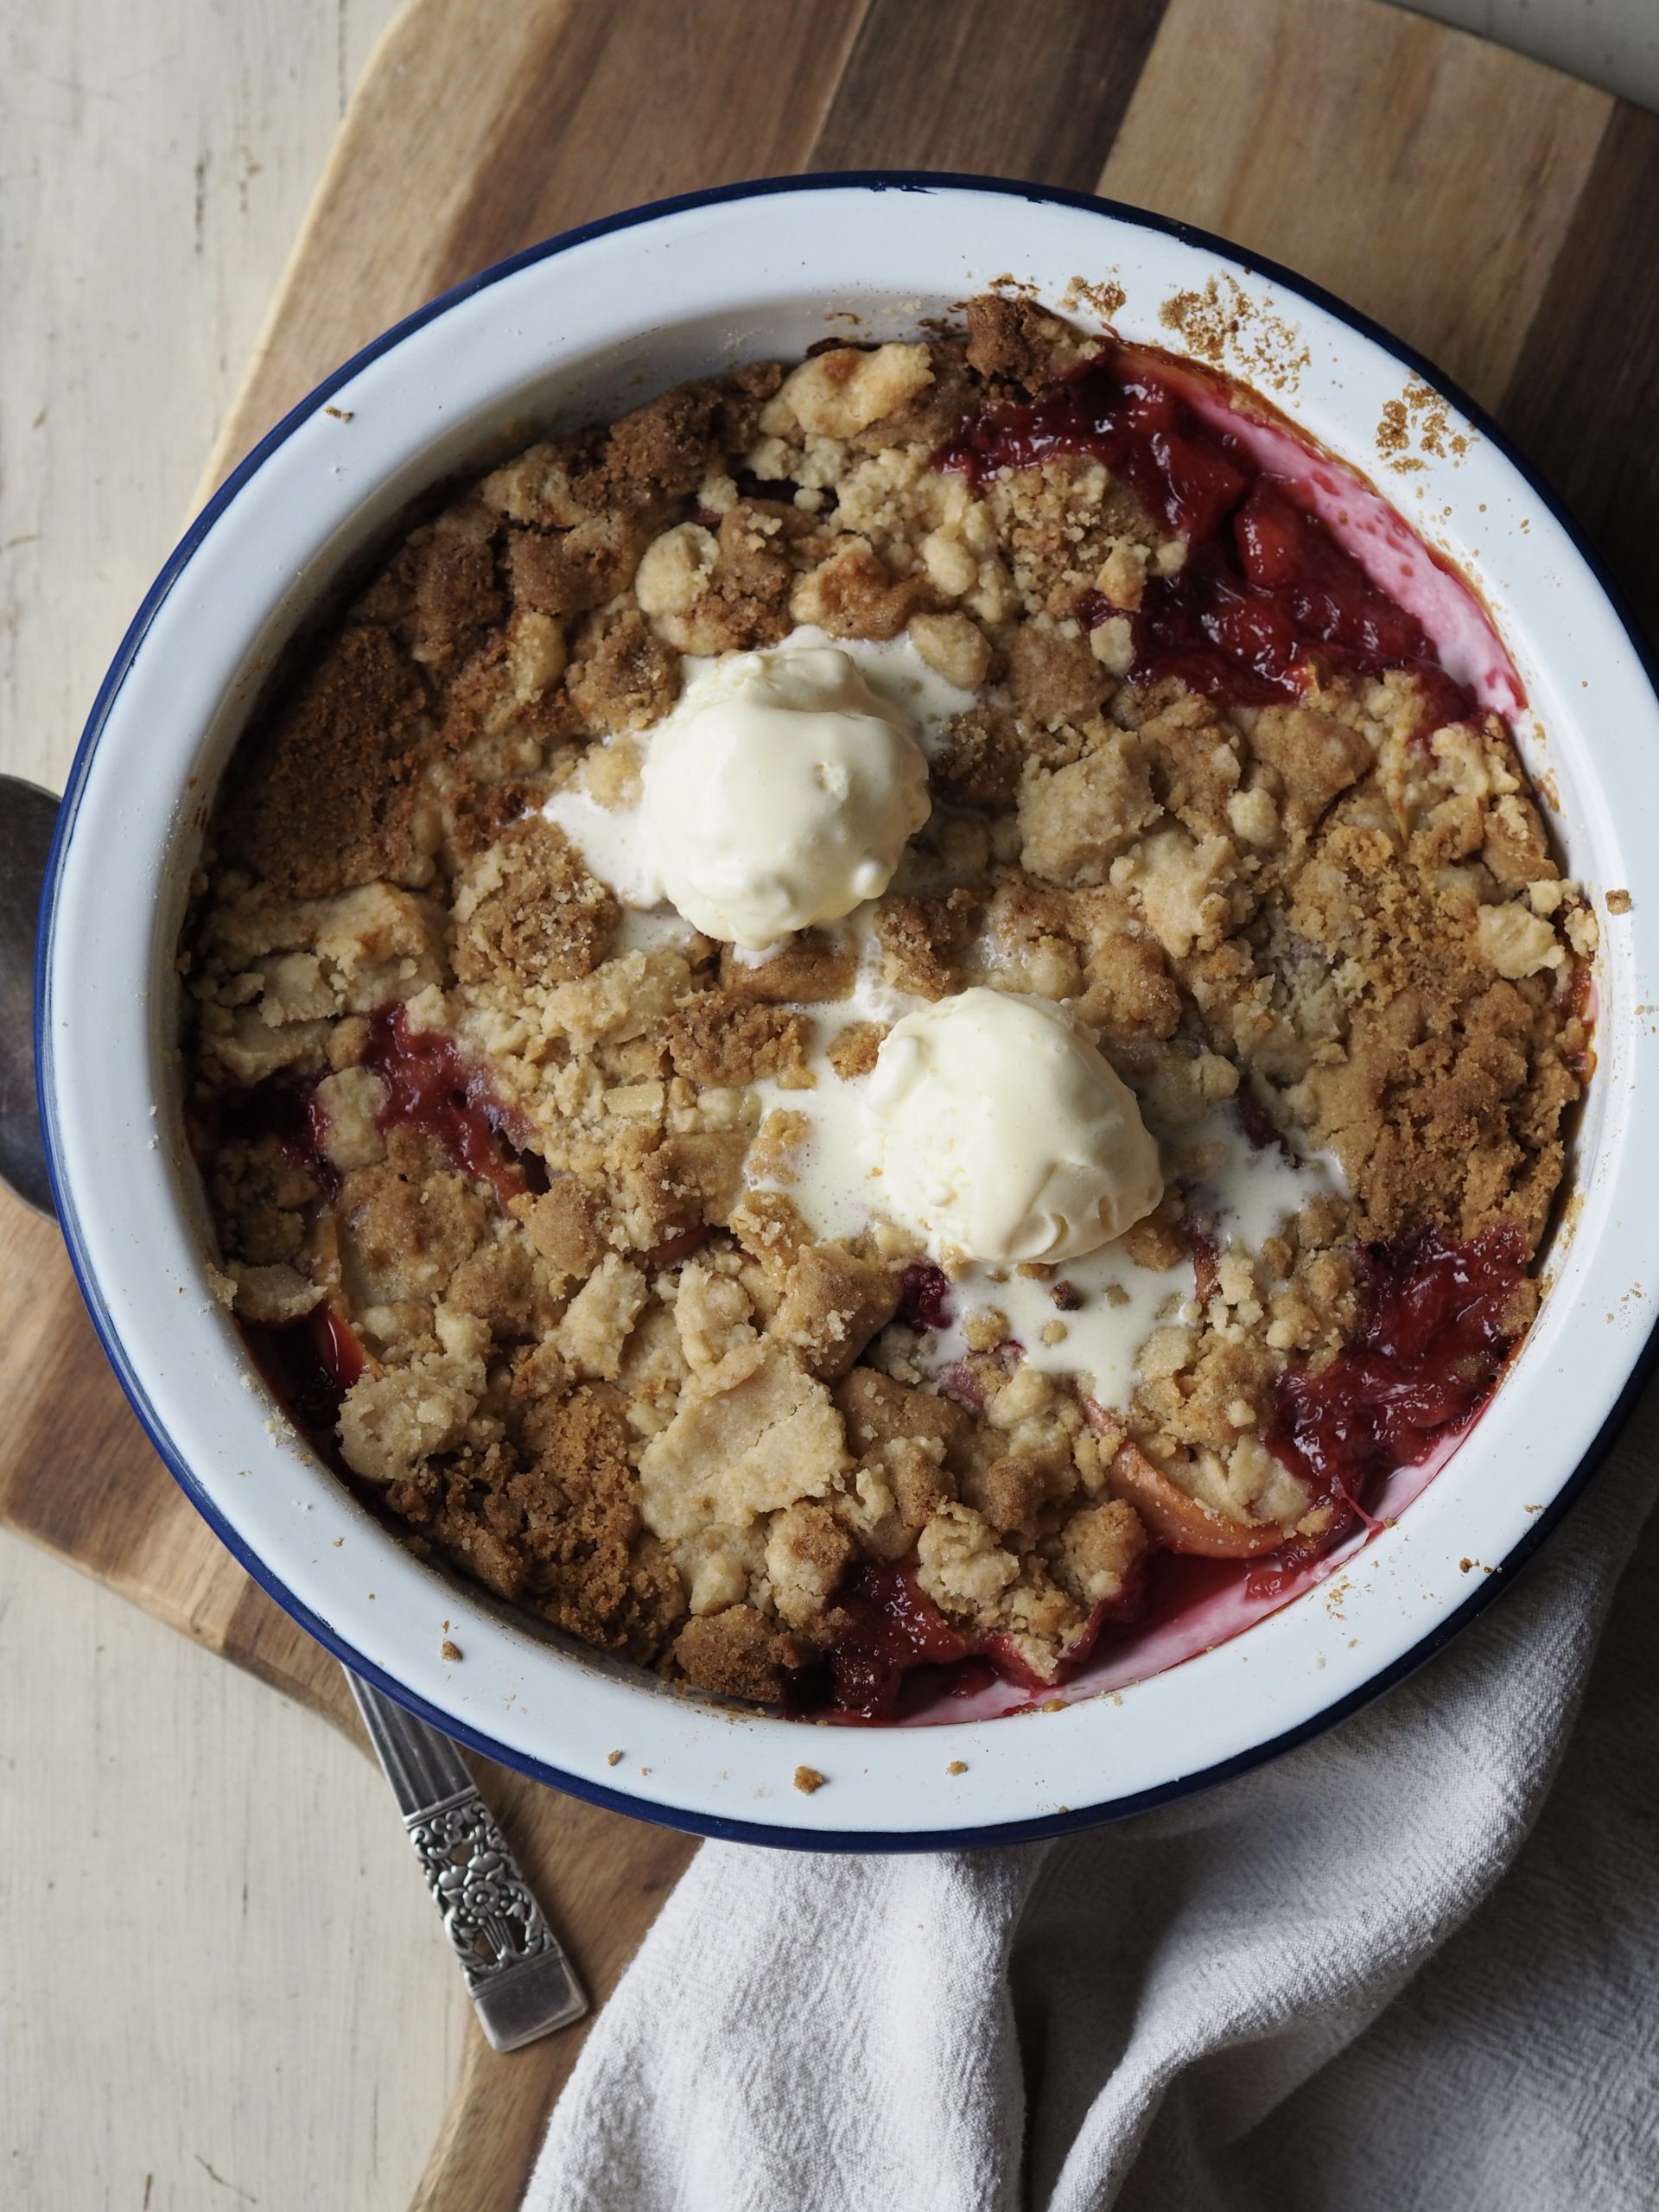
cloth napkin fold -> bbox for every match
[529,1390,1659,2212]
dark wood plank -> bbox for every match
[1098,0,1610,413]
[435,0,873,289]
[1499,99,1659,639]
[810,0,1166,187]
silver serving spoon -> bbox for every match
[0,773,585,2051]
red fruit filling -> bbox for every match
[1250,1225,1528,1597]
[193,1078,342,1201]
[358,1001,536,1210]
[894,1261,955,1332]
[937,348,1475,730]
[195,1002,536,1213]
[248,1299,365,1453]
[197,1003,536,1462]
[796,1560,1136,1726]
[814,1228,1528,1719]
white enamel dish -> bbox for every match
[37,176,1659,1848]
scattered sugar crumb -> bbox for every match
[440,1639,461,1662]
[1377,380,1471,473]
[946,1759,968,1776]
[1159,272,1309,387]
[793,1764,827,1796]
[607,1749,624,1767]
[1059,272,1127,324]
[1606,888,1631,914]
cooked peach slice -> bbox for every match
[1103,1437,1287,1560]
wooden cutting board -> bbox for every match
[4,1,1655,2204]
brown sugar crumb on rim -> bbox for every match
[440,1637,461,1662]
[1375,397,1417,467]
[1377,380,1471,474]
[1058,273,1127,325]
[793,1764,827,1796]
[1157,272,1310,388]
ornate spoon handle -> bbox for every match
[345,1669,588,2051]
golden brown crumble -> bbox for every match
[182,296,1591,1710]
[663,994,812,1088]
[452,817,619,989]
[719,932,855,1005]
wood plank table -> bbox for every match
[4,1,1656,2203]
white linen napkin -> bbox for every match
[528,1384,1659,2212]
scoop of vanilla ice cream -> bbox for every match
[639,643,930,946]
[861,988,1163,1263]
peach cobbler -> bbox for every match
[181,296,1593,1719]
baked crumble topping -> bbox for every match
[181,294,1593,1720]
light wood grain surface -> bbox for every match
[3,15,455,2206]
[4,4,1657,2209]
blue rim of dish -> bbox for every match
[35,168,1659,1853]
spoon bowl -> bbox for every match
[0,776,60,1217]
